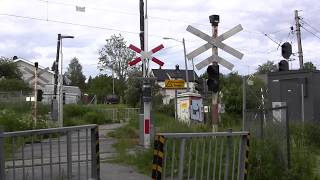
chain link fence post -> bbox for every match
[91,126,100,180]
[0,127,5,180]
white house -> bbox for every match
[151,65,199,104]
[14,58,81,104]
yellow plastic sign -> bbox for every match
[165,79,185,89]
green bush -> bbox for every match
[156,101,175,118]
[64,104,114,126]
[0,110,48,131]
[64,104,90,118]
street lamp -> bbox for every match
[163,37,190,92]
[55,34,74,127]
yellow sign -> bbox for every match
[165,79,185,89]
[181,103,188,110]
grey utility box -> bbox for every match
[268,70,320,122]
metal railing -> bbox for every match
[152,130,250,180]
[96,108,140,122]
[0,124,100,180]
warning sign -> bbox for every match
[164,80,185,89]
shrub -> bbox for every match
[64,104,90,118]
[83,111,112,124]
[0,110,48,131]
[157,102,175,118]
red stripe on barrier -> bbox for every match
[129,57,142,66]
[151,44,164,53]
[145,119,150,134]
[151,57,164,66]
[129,44,142,53]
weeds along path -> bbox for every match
[99,123,149,180]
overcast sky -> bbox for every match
[1,0,320,78]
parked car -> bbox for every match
[105,94,119,104]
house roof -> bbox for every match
[152,66,198,82]
[14,58,55,74]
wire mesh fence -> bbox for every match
[95,108,140,123]
[244,106,290,171]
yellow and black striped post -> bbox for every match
[152,135,165,180]
[244,133,250,180]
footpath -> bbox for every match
[99,124,149,180]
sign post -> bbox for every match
[164,80,185,121]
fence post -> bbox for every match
[285,106,291,169]
[0,128,5,180]
[66,131,72,180]
[260,110,264,138]
[152,135,165,180]
[178,138,186,180]
[224,129,232,180]
[238,133,249,180]
[91,126,100,180]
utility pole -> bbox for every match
[52,34,61,123]
[53,34,74,127]
[242,76,246,130]
[139,0,144,114]
[59,41,63,127]
[34,62,38,127]
[209,15,220,132]
[295,10,304,69]
[182,38,190,92]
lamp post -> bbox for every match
[163,37,190,92]
[56,34,74,127]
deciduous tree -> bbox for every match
[65,57,86,90]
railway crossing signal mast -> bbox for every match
[129,0,165,148]
[186,15,244,131]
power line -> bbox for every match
[0,12,205,42]
[301,18,320,34]
[34,0,214,28]
[301,25,320,40]
[0,13,139,34]
[33,0,273,36]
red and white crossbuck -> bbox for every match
[128,44,165,67]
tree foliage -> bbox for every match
[303,62,317,71]
[65,57,86,90]
[256,60,277,74]
[0,57,30,91]
[87,75,113,103]
[87,74,125,103]
[98,34,135,81]
[0,79,31,91]
[0,57,22,79]
[124,67,142,107]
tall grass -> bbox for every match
[110,112,320,179]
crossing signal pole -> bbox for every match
[139,0,144,114]
[209,15,220,131]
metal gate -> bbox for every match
[0,124,100,180]
[152,130,250,180]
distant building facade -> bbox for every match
[151,65,199,104]
[14,58,81,104]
